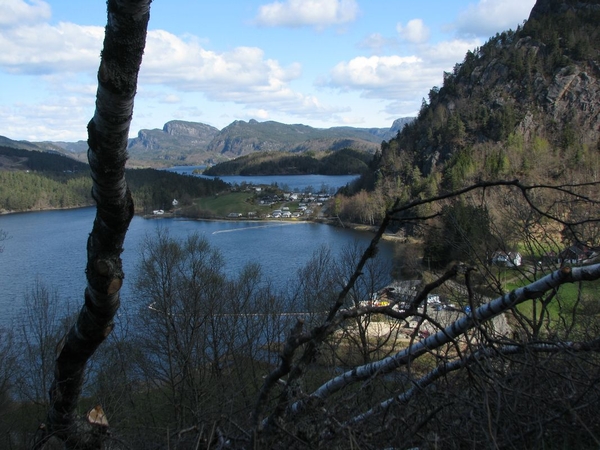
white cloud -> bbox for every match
[329,55,434,96]
[249,109,270,120]
[0,92,94,141]
[139,29,344,120]
[454,0,536,38]
[423,38,481,65]
[160,94,181,104]
[255,0,359,28]
[396,19,430,44]
[0,0,51,27]
[326,35,481,117]
[0,21,103,74]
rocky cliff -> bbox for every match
[366,0,600,187]
[126,120,220,165]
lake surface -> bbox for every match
[0,207,394,330]
[166,166,359,193]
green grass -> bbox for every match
[502,271,600,323]
[194,192,255,216]
[192,192,318,218]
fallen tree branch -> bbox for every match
[346,337,600,426]
[286,263,600,417]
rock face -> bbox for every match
[544,66,600,143]
[387,117,414,139]
[162,120,219,143]
[126,120,220,165]
[129,120,219,151]
[373,0,600,178]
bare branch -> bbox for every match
[286,263,600,416]
[347,337,600,426]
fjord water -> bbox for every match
[0,207,394,329]
[166,166,360,193]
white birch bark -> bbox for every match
[286,263,600,417]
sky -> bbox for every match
[0,0,537,142]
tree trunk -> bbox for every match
[43,1,151,448]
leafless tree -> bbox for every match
[17,281,75,408]
[128,230,287,447]
[0,326,18,448]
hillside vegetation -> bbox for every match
[340,0,600,230]
[0,146,228,213]
[203,147,372,176]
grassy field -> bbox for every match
[193,192,258,217]
[498,267,600,324]
[191,192,307,218]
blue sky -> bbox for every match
[1,0,536,141]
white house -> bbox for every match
[491,251,522,267]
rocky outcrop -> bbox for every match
[544,67,600,144]
[129,120,219,152]
[387,117,414,140]
[162,120,219,143]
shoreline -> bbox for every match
[145,211,403,241]
[1,205,404,242]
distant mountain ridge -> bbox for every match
[1,117,413,168]
[125,118,413,166]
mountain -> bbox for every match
[0,135,45,152]
[203,119,395,159]
[3,118,413,169]
[353,0,600,198]
[126,120,220,166]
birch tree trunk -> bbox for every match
[43,1,151,448]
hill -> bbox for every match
[0,145,228,214]
[348,0,600,205]
[204,119,402,159]
[203,148,372,176]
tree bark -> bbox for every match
[43,1,151,448]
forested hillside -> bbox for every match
[203,148,372,176]
[339,0,600,228]
[0,146,228,213]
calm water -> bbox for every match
[166,166,359,193]
[0,207,394,329]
